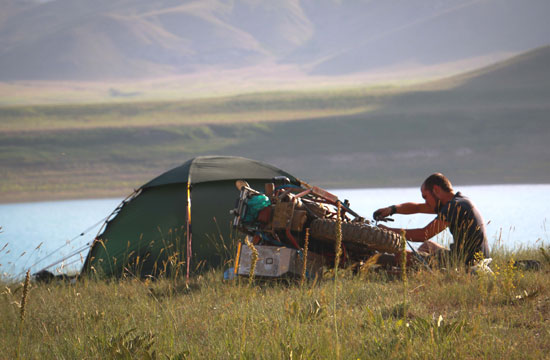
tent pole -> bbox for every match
[186,182,192,284]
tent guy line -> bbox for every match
[15,214,111,279]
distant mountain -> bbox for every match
[449,45,550,95]
[381,45,550,114]
[1,0,549,81]
[300,0,550,75]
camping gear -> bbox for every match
[81,156,299,278]
[230,179,403,274]
[236,243,324,278]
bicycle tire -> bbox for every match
[309,218,403,253]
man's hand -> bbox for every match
[373,206,396,220]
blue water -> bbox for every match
[0,198,121,280]
[1,184,548,280]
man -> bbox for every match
[373,173,490,265]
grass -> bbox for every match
[0,68,425,107]
[1,50,549,203]
[1,247,549,359]
[0,86,389,202]
[0,87,386,132]
[1,94,549,203]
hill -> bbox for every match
[379,45,550,113]
[0,0,549,81]
[0,46,548,202]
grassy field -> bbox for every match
[1,47,549,203]
[0,87,386,202]
[0,88,382,132]
[2,247,549,359]
[1,85,548,203]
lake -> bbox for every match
[1,184,548,280]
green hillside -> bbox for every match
[1,0,549,80]
[1,48,549,203]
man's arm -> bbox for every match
[395,202,435,214]
[379,218,448,242]
[373,202,434,219]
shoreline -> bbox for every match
[2,181,549,205]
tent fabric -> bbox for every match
[142,156,298,189]
[81,156,298,278]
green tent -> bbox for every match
[81,156,298,278]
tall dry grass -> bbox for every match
[0,247,549,359]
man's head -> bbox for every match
[422,173,453,193]
[421,173,454,211]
